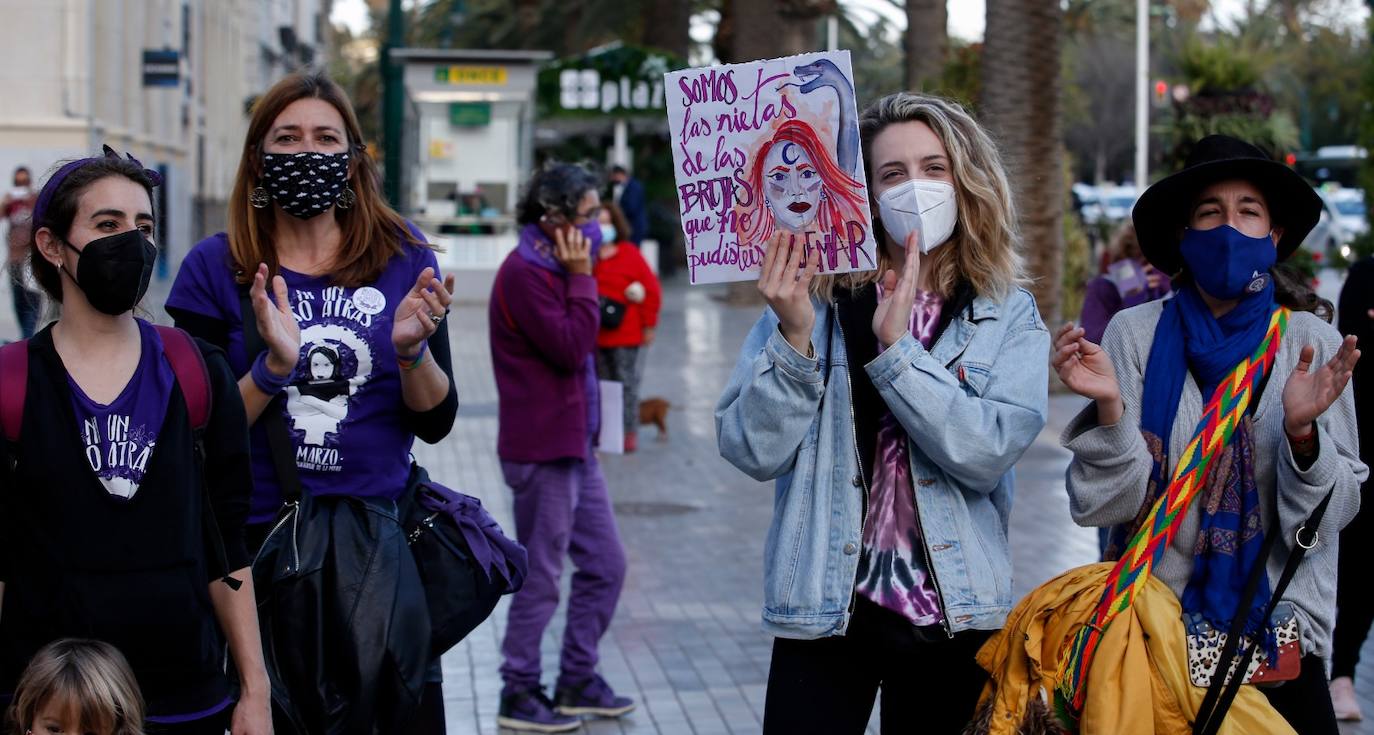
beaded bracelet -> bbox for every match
[251,352,291,394]
[397,340,429,371]
[1287,426,1318,456]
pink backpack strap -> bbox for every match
[0,340,29,443]
[154,326,212,431]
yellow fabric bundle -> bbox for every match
[970,563,1294,735]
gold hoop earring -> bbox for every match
[250,186,270,209]
[336,186,356,210]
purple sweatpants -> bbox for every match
[499,451,627,690]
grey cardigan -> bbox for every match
[1063,299,1367,661]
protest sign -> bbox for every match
[598,380,624,454]
[664,51,875,284]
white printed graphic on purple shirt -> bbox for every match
[282,286,380,472]
[68,320,174,499]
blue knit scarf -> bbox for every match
[1106,282,1276,642]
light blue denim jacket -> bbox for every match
[716,288,1050,639]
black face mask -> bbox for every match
[61,229,157,315]
[261,151,351,220]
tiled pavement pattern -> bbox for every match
[1,267,1370,733]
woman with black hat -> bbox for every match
[1055,135,1367,733]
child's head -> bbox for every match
[6,639,144,735]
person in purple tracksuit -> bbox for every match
[489,163,634,733]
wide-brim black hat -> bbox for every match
[1132,135,1320,275]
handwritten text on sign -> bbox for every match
[665,51,875,284]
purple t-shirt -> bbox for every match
[66,319,174,500]
[166,233,440,523]
[856,288,946,626]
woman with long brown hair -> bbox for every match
[166,71,458,734]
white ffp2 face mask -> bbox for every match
[876,179,958,254]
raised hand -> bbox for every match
[1144,263,1163,292]
[250,263,301,377]
[392,267,456,357]
[872,232,921,348]
[1282,335,1360,436]
[554,225,593,275]
[757,233,819,354]
[1053,323,1124,425]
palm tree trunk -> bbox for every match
[981,0,1065,327]
[642,0,691,58]
[722,0,822,301]
[904,0,948,91]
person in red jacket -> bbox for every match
[593,202,661,453]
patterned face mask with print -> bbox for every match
[261,151,351,220]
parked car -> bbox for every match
[1076,184,1138,227]
[1072,182,1100,222]
[1329,188,1367,238]
[1098,187,1139,224]
[1302,187,1369,261]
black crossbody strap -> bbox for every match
[1193,488,1334,735]
[240,288,304,505]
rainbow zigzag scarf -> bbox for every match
[1053,305,1290,725]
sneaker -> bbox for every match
[497,686,581,732]
[554,674,636,717]
[1331,676,1364,721]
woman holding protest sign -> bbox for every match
[716,92,1049,733]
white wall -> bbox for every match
[418,100,522,213]
[0,0,330,270]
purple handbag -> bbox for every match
[402,463,528,657]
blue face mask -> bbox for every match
[1179,224,1277,300]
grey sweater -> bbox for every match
[1062,299,1367,661]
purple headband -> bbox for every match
[31,145,164,228]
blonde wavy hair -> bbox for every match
[812,92,1026,301]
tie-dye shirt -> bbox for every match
[855,288,945,626]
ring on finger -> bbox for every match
[429,313,444,325]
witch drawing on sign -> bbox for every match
[666,49,875,284]
[735,58,871,272]
[736,119,870,271]
[789,57,860,177]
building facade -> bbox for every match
[0,0,330,279]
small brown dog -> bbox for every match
[638,397,671,440]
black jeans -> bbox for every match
[763,596,993,735]
[10,281,38,339]
[1260,654,1339,735]
[1332,476,1374,680]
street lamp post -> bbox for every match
[383,0,405,207]
[1135,0,1149,190]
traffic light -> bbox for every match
[1153,80,1169,107]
